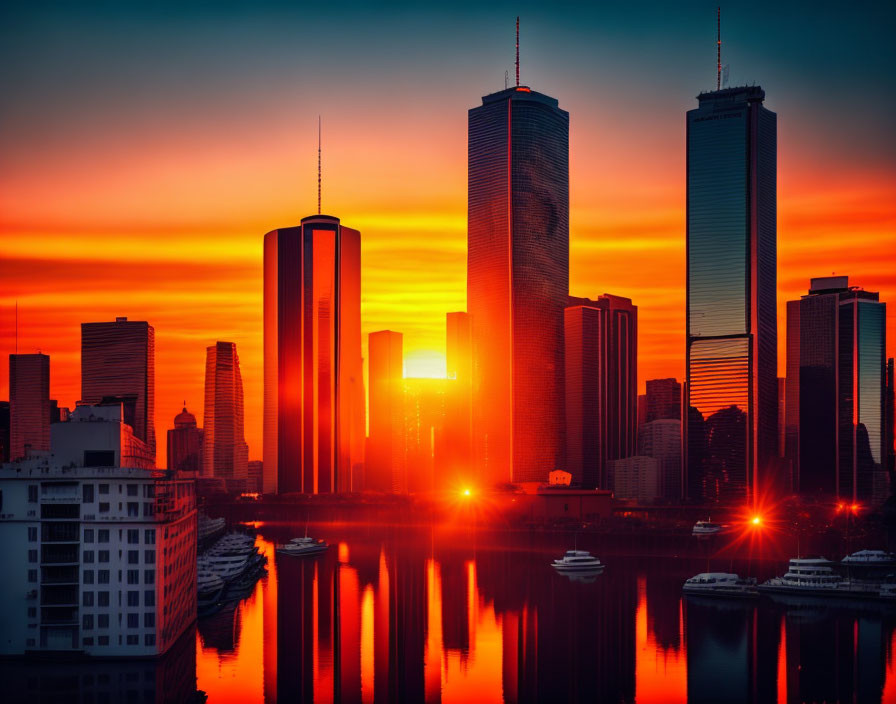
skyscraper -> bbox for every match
[564,295,638,489]
[81,317,155,458]
[685,86,777,504]
[264,215,364,494]
[167,405,202,474]
[367,330,404,493]
[203,341,248,491]
[785,276,888,504]
[467,84,569,486]
[9,353,50,461]
[639,419,682,500]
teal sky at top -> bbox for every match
[2,1,895,174]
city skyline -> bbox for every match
[2,3,894,465]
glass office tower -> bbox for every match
[467,85,569,485]
[9,353,50,461]
[685,86,777,504]
[263,215,364,494]
[81,318,155,459]
[203,341,248,491]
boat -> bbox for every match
[551,549,604,573]
[842,550,896,566]
[198,514,226,544]
[197,567,225,615]
[276,536,329,557]
[682,572,758,599]
[759,557,882,599]
[692,520,726,537]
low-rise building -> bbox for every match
[0,403,196,657]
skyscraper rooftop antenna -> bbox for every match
[515,16,520,87]
[717,7,722,91]
[317,115,321,215]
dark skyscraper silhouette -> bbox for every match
[81,317,155,458]
[203,341,248,490]
[645,378,681,423]
[167,405,202,473]
[785,276,888,503]
[264,215,364,494]
[467,84,569,486]
[685,86,777,504]
[9,353,50,460]
[565,294,637,489]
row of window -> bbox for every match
[82,633,155,647]
[83,569,154,585]
[82,589,155,608]
[83,550,155,565]
[82,612,154,630]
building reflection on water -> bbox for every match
[191,527,896,704]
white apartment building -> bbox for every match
[0,404,196,657]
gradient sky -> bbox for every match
[2,0,894,465]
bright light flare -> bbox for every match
[462,488,472,497]
[751,515,762,526]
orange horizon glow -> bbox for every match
[1,104,893,467]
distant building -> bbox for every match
[565,294,638,489]
[468,85,569,487]
[404,378,447,494]
[367,331,405,493]
[685,86,777,505]
[203,342,249,493]
[785,276,888,504]
[609,456,659,504]
[0,403,196,657]
[0,400,9,463]
[444,312,473,490]
[166,406,202,474]
[9,353,50,461]
[81,318,155,458]
[247,460,263,494]
[645,378,681,423]
[548,469,572,486]
[263,215,364,494]
[639,419,682,500]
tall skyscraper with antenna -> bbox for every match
[684,24,778,504]
[263,122,364,494]
[467,20,569,485]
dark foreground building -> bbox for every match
[785,276,888,504]
[685,86,777,505]
[467,85,569,486]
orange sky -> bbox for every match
[1,105,894,464]
[1,6,894,466]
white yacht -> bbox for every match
[692,520,726,537]
[276,536,329,557]
[683,572,758,599]
[551,550,604,573]
[759,557,841,593]
[198,553,250,582]
[842,550,896,565]
[198,514,226,543]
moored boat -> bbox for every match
[551,549,604,573]
[683,572,758,599]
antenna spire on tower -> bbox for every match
[317,115,321,215]
[515,16,520,87]
[717,7,722,91]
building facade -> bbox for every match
[785,276,888,503]
[638,419,682,500]
[565,295,638,489]
[367,330,405,493]
[467,85,569,486]
[81,318,155,458]
[644,378,681,423]
[166,406,202,474]
[685,86,777,504]
[609,455,659,504]
[263,215,364,494]
[9,353,50,461]
[0,404,196,657]
[203,342,248,492]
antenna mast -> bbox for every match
[317,115,321,215]
[717,7,721,91]
[515,16,520,87]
